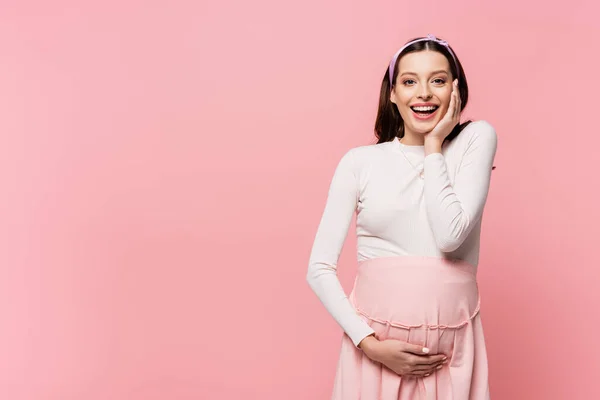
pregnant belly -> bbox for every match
[349,256,480,338]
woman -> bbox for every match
[306,34,497,399]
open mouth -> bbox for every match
[410,105,439,120]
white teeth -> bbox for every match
[412,106,437,111]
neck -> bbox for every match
[399,134,425,146]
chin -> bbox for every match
[409,120,436,131]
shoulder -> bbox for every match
[335,143,384,178]
[450,120,497,157]
[343,141,389,165]
[462,120,497,145]
[452,120,498,167]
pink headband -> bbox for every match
[388,34,459,89]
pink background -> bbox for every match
[1,1,598,399]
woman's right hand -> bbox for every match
[359,335,448,377]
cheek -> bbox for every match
[396,94,414,115]
[396,93,411,107]
[438,92,452,111]
[393,94,411,113]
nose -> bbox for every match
[417,84,432,99]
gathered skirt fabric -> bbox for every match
[331,256,490,400]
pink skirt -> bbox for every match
[332,256,490,400]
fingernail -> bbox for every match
[423,347,430,353]
[442,357,447,361]
[436,365,443,369]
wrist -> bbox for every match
[424,138,443,156]
[358,335,380,357]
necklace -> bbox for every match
[397,137,424,179]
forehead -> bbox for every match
[398,50,450,74]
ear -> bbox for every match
[390,87,397,105]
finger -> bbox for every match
[403,343,432,356]
[455,93,460,119]
[423,367,443,378]
[424,361,446,371]
[412,363,445,376]
[414,360,445,371]
[454,81,461,119]
[452,85,459,118]
[409,367,439,378]
[411,365,437,373]
[445,91,455,121]
[415,357,446,367]
[455,92,461,119]
[408,369,431,377]
[413,354,448,366]
[451,87,458,119]
[452,86,460,120]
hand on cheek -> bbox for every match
[426,79,461,144]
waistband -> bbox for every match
[357,255,477,276]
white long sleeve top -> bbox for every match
[306,120,498,348]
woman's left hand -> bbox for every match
[424,79,461,144]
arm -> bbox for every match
[306,149,376,348]
[422,121,498,252]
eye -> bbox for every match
[402,78,447,86]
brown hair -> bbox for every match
[373,35,495,170]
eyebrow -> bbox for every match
[399,70,449,77]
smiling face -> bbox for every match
[390,50,454,142]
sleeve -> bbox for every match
[422,120,498,252]
[306,149,376,348]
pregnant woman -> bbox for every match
[306,34,498,399]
